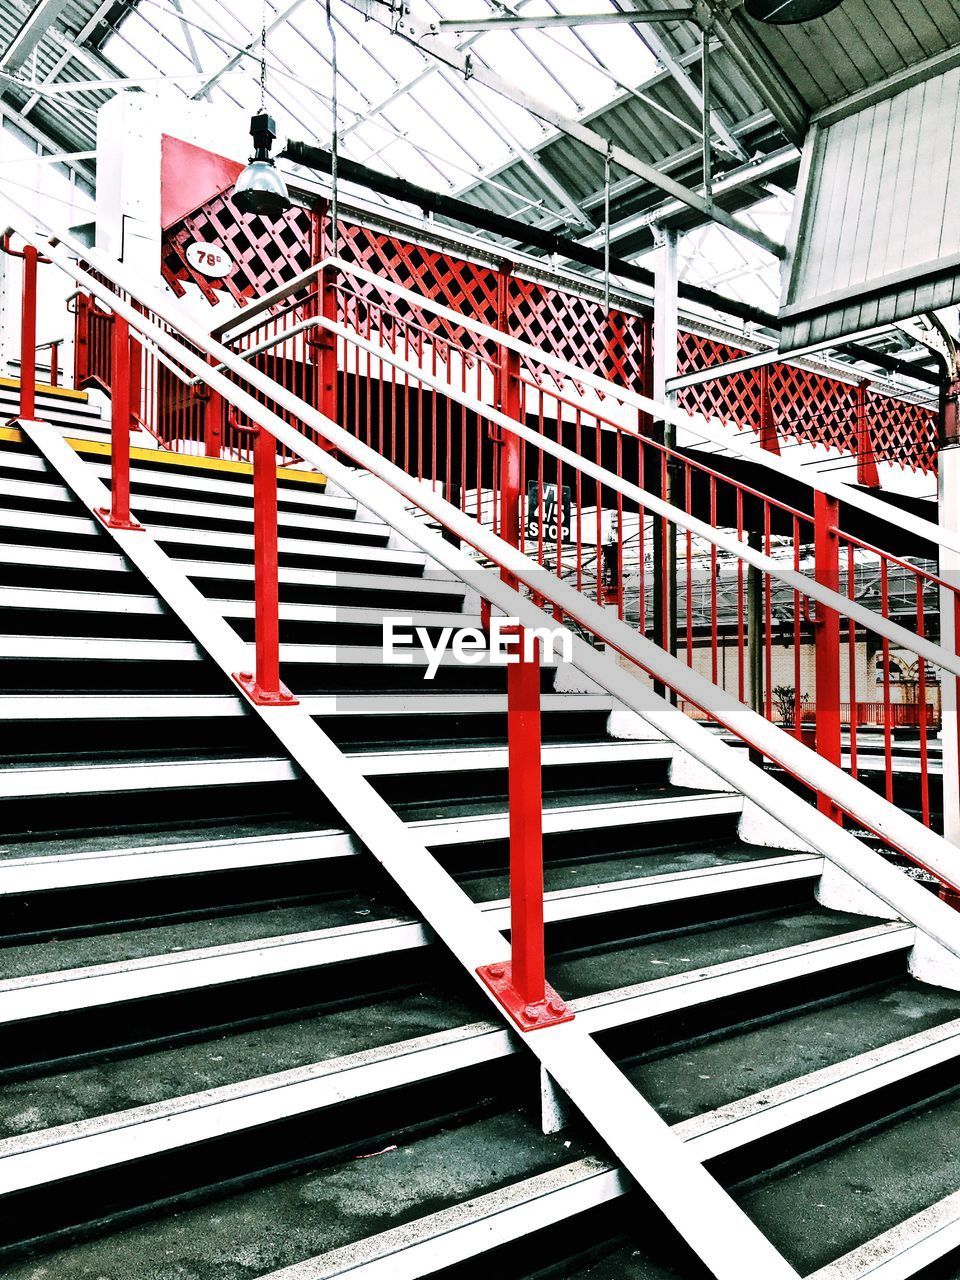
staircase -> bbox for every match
[3,382,960,1280]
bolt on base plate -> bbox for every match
[476,961,574,1031]
[231,671,299,706]
[94,506,144,531]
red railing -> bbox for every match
[798,702,938,729]
[12,218,960,1019]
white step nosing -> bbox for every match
[0,794,744,895]
[415,792,744,847]
[0,586,473,630]
[148,523,428,568]
[0,691,618,721]
[0,636,512,666]
[0,828,362,896]
[678,1013,960,1162]
[0,916,929,1213]
[0,755,297,800]
[0,636,201,662]
[0,898,898,1030]
[0,916,433,1021]
[0,739,674,797]
[0,507,426,569]
[0,474,375,539]
[575,922,915,1036]
[0,542,463,599]
[0,443,351,513]
[808,1186,960,1280]
[353,740,674,776]
[0,585,164,616]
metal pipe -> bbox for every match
[278,139,779,330]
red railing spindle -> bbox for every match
[94,312,142,533]
[231,418,298,708]
[814,491,842,819]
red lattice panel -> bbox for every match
[333,223,500,367]
[162,191,314,307]
[677,332,762,430]
[868,392,937,473]
[510,278,649,396]
[157,196,936,475]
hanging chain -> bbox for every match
[326,0,339,255]
[259,0,267,113]
[603,142,612,316]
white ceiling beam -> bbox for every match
[350,1,785,260]
[189,0,310,100]
[436,8,697,32]
[19,0,126,117]
[1,0,72,72]
[438,69,591,230]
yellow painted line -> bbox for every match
[0,421,326,488]
[0,377,88,403]
[66,437,327,487]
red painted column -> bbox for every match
[19,244,38,422]
[95,313,142,532]
[814,490,842,820]
[232,426,298,706]
[203,359,224,458]
[476,266,572,1031]
[477,628,573,1031]
[317,265,339,441]
[760,365,780,454]
[856,379,880,487]
[507,630,546,1004]
[496,263,522,572]
[74,295,90,389]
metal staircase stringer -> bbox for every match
[20,417,801,1280]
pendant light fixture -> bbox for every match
[233,2,292,218]
[744,0,845,23]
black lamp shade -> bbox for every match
[232,159,292,218]
[744,0,845,22]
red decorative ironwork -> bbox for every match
[154,173,937,475]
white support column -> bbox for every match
[652,225,678,411]
[652,226,679,682]
[940,420,960,847]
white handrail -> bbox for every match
[201,301,960,680]
[310,312,960,683]
[313,257,955,559]
[13,205,960,934]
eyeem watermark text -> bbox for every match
[383,616,572,680]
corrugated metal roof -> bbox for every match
[780,57,960,349]
[737,0,960,116]
[0,0,125,168]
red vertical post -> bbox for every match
[316,266,339,445]
[760,365,780,454]
[202,358,224,458]
[496,263,522,567]
[856,379,880,487]
[74,294,90,388]
[477,628,572,1031]
[476,264,571,1032]
[95,313,142,532]
[19,244,38,421]
[48,341,59,389]
[814,490,842,820]
[233,425,298,706]
[508,631,545,1005]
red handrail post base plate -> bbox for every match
[94,507,144,532]
[476,962,574,1032]
[231,671,299,706]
